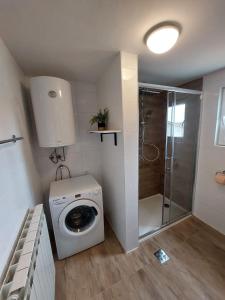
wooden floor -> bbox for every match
[55,217,225,300]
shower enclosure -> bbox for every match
[138,83,201,238]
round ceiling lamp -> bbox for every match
[146,23,180,54]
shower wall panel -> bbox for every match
[170,96,201,211]
[139,93,167,199]
[170,79,202,211]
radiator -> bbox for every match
[0,204,55,300]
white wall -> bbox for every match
[34,81,102,199]
[97,52,139,251]
[97,54,126,248]
[121,53,139,250]
[0,38,42,279]
[194,68,225,234]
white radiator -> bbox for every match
[0,204,55,300]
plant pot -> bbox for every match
[98,122,106,131]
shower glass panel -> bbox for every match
[138,83,201,238]
[162,91,201,225]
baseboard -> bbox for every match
[125,246,139,254]
[192,213,225,236]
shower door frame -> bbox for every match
[138,82,202,95]
[162,91,176,226]
[138,82,202,237]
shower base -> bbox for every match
[138,193,187,237]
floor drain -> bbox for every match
[154,249,170,264]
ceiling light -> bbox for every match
[146,24,180,54]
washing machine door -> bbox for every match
[58,199,101,236]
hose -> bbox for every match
[139,92,160,163]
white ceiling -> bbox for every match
[0,0,225,85]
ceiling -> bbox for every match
[0,0,225,85]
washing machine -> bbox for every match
[49,175,104,259]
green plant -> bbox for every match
[89,108,109,126]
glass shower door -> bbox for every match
[162,92,174,225]
[162,91,201,225]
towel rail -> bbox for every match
[0,135,24,145]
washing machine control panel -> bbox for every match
[52,188,101,206]
[52,196,70,205]
[74,193,81,198]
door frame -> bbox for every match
[138,82,202,239]
[139,82,202,95]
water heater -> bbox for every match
[30,76,76,147]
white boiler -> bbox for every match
[30,76,76,147]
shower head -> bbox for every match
[140,110,152,126]
[146,110,152,119]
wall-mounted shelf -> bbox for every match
[89,130,121,146]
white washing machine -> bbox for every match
[49,175,104,259]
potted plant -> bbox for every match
[90,108,109,130]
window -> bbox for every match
[215,87,225,146]
[167,104,185,138]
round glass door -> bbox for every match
[59,199,101,236]
[65,205,98,233]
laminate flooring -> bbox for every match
[55,216,225,300]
